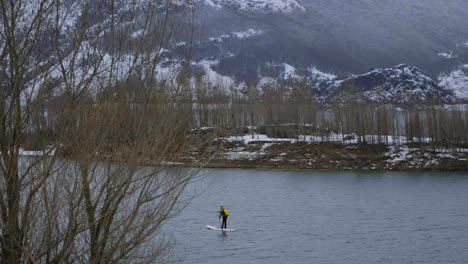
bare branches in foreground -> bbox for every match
[0,1,204,263]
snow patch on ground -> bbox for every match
[222,133,437,146]
[219,133,468,165]
[282,63,302,80]
[224,141,274,161]
[160,161,185,165]
[386,146,411,164]
[132,30,144,38]
[308,66,337,82]
[19,147,56,157]
[210,29,262,42]
[155,59,182,82]
[203,0,222,8]
[59,2,81,31]
[438,51,457,59]
[232,29,263,39]
[195,60,236,88]
[203,0,305,13]
[209,34,230,42]
[384,145,468,168]
[257,77,278,89]
[269,152,286,162]
[225,151,260,160]
[224,134,294,145]
[437,153,456,159]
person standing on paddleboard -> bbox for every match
[218,206,230,229]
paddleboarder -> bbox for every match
[218,206,230,229]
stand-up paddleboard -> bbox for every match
[207,225,235,231]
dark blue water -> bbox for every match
[165,169,468,264]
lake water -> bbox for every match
[165,169,468,264]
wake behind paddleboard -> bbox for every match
[207,225,235,231]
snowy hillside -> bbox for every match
[195,0,468,81]
[186,61,461,106]
[11,0,468,107]
[438,65,468,100]
[316,64,457,105]
[202,0,305,13]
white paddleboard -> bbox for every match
[207,225,235,231]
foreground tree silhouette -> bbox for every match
[0,0,204,263]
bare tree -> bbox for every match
[0,0,204,263]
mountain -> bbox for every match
[187,0,468,85]
[186,60,464,106]
[314,64,458,105]
[183,0,468,104]
[9,0,468,106]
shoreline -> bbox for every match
[180,135,468,172]
[19,134,468,172]
[163,161,468,172]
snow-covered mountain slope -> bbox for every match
[316,64,457,105]
[438,65,468,100]
[186,61,460,106]
[10,0,468,107]
[196,0,468,80]
[202,0,305,13]
[11,0,197,101]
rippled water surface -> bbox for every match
[164,169,468,264]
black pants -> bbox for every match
[221,216,228,229]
